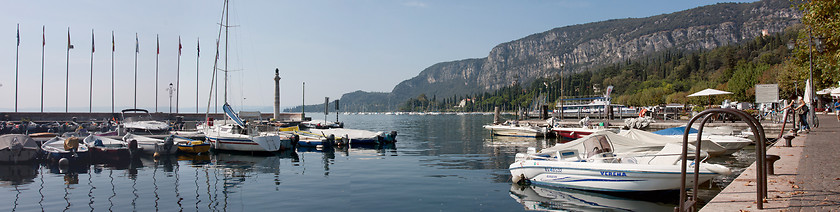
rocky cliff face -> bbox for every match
[342,0,801,111]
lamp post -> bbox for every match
[167,83,175,114]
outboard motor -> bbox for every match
[291,134,300,148]
[327,134,335,147]
[127,139,139,155]
[386,131,398,143]
[162,136,175,154]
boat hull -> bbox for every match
[484,125,545,137]
[177,143,211,154]
[206,135,292,152]
[0,149,40,163]
[509,160,720,192]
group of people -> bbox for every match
[780,96,840,133]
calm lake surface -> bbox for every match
[0,114,754,211]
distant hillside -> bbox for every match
[330,0,801,112]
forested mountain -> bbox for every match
[294,0,802,112]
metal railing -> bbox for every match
[676,108,768,211]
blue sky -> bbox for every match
[1,0,755,113]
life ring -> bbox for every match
[638,108,648,117]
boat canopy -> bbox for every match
[0,134,39,150]
[540,131,664,155]
[223,103,246,128]
[652,126,698,136]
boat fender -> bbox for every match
[705,163,732,175]
[59,157,70,166]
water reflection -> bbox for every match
[509,183,676,211]
[0,163,39,186]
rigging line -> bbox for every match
[205,0,228,124]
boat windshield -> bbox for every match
[582,135,613,158]
[122,113,154,122]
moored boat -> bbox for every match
[41,136,89,162]
[0,134,41,163]
[509,131,730,192]
[204,104,296,152]
[308,128,396,145]
[120,108,171,135]
[83,135,137,161]
[484,121,548,138]
[122,133,178,155]
[172,136,211,154]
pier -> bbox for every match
[700,114,840,211]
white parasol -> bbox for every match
[687,88,733,97]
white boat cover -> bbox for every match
[540,131,664,155]
[0,134,39,151]
[618,129,726,156]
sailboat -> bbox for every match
[202,0,295,152]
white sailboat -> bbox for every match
[201,0,294,152]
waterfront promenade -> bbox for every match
[701,114,840,211]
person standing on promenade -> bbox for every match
[794,97,810,132]
[834,99,840,121]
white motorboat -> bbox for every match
[509,131,730,192]
[301,119,343,129]
[653,126,752,155]
[0,134,40,163]
[120,109,171,135]
[122,133,177,155]
[551,117,619,140]
[308,128,397,144]
[41,136,89,161]
[484,121,548,137]
[204,104,295,152]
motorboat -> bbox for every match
[618,129,727,157]
[484,120,548,137]
[0,134,40,163]
[120,108,171,135]
[204,104,296,152]
[83,135,138,161]
[172,136,211,154]
[122,133,178,156]
[653,126,752,155]
[276,126,334,147]
[551,117,619,140]
[308,128,397,145]
[41,136,89,162]
[509,131,730,192]
[301,119,343,129]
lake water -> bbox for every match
[0,114,754,211]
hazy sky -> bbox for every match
[1,0,754,113]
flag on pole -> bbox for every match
[91,29,95,53]
[42,26,45,46]
[16,24,20,46]
[111,31,114,52]
[135,33,139,53]
[156,35,159,55]
[67,28,74,50]
[178,36,182,56]
[197,38,200,57]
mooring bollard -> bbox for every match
[783,135,795,147]
[766,155,781,175]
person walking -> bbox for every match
[833,99,840,121]
[795,97,810,133]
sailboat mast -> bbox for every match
[223,0,229,105]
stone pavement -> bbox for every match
[700,114,840,212]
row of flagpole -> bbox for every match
[12,24,205,114]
